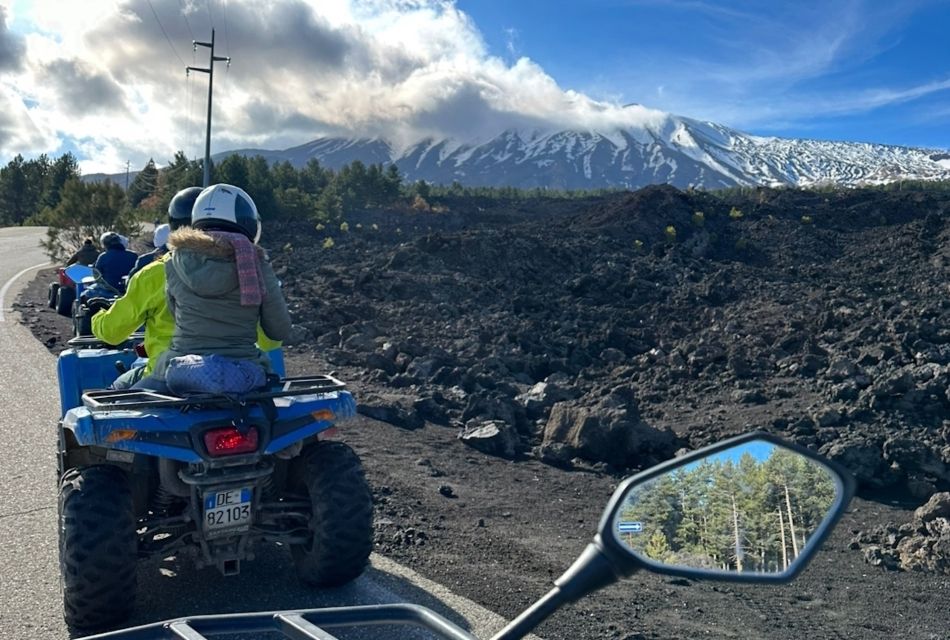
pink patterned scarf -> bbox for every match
[208,231,265,306]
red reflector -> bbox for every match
[134,343,148,358]
[204,426,259,456]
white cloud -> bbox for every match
[0,0,946,171]
[0,0,681,172]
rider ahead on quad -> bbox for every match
[56,185,374,632]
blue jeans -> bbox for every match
[131,375,170,394]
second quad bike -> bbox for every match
[56,334,373,631]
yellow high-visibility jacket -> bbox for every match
[92,254,281,375]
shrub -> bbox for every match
[411,194,431,212]
[735,237,749,251]
[315,223,325,231]
[322,237,335,249]
[665,225,677,242]
[801,215,813,224]
[633,239,644,251]
[729,206,744,220]
[339,221,349,232]
[691,211,705,227]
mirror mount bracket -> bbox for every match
[490,539,632,640]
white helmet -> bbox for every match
[191,184,261,243]
[152,223,170,248]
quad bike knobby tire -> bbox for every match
[48,282,60,309]
[290,441,373,587]
[59,465,137,631]
[55,285,75,317]
[75,302,93,337]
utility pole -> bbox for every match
[187,29,230,187]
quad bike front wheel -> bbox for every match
[59,465,137,631]
[290,441,374,587]
[48,282,60,309]
[55,285,75,317]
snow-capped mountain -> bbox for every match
[229,113,950,190]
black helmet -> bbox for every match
[99,231,122,249]
[168,186,203,231]
[192,184,261,243]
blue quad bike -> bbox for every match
[56,335,374,631]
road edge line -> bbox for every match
[0,261,51,323]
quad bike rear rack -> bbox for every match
[79,603,478,640]
[66,332,146,350]
[81,375,348,413]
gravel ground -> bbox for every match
[15,184,950,639]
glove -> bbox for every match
[86,297,113,315]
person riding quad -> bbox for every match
[91,189,202,388]
[94,231,138,291]
[137,184,291,393]
[128,223,170,279]
[65,238,99,266]
[91,187,284,389]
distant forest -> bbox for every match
[0,151,615,231]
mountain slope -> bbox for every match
[88,110,950,190]
[223,113,949,190]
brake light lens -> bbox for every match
[134,343,148,358]
[203,426,259,456]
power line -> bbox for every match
[177,0,195,42]
[221,0,231,59]
[145,0,186,67]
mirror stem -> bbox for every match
[490,541,627,640]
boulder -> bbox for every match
[458,419,519,459]
[357,394,424,429]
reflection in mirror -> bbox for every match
[612,439,840,575]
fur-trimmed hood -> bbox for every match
[167,227,266,259]
[166,228,265,298]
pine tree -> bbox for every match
[40,179,135,262]
[127,159,159,208]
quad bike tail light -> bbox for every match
[203,426,259,456]
[58,268,74,287]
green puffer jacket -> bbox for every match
[152,228,291,380]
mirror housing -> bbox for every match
[596,431,855,583]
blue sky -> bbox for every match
[458,0,950,149]
[1,0,947,174]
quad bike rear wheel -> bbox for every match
[59,465,137,631]
[290,441,373,587]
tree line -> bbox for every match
[616,446,836,574]
[0,151,616,260]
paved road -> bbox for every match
[0,227,527,640]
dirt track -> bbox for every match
[15,184,950,639]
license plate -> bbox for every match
[203,487,252,536]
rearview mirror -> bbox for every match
[600,432,854,582]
